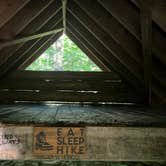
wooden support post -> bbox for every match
[140,0,152,105]
[0,28,63,49]
[62,0,67,34]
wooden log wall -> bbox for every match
[0,71,143,104]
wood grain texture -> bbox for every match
[0,126,165,161]
[0,104,165,127]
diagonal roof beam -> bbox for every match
[67,1,143,84]
[66,29,110,71]
[99,0,166,67]
[74,0,141,65]
[19,32,63,70]
[0,0,54,40]
[0,6,62,67]
[0,19,63,78]
[0,28,63,49]
[67,16,144,92]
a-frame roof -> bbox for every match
[0,0,165,104]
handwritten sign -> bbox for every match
[0,127,33,160]
[33,127,86,160]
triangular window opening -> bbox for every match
[26,34,101,71]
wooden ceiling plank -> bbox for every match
[11,21,63,71]
[74,0,142,65]
[0,0,30,28]
[130,0,166,66]
[67,18,144,92]
[0,0,54,40]
[131,0,166,32]
[98,0,141,41]
[0,18,63,79]
[19,32,63,70]
[67,2,143,83]
[66,29,111,72]
[0,9,63,67]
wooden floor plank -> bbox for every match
[0,104,165,127]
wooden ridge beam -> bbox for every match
[66,30,110,71]
[67,1,143,83]
[0,0,30,28]
[140,0,152,104]
[0,28,63,48]
[74,0,141,65]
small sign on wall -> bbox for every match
[33,127,87,160]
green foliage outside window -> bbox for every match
[26,34,101,71]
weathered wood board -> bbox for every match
[0,126,165,161]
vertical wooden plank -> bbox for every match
[62,0,67,34]
[140,0,152,105]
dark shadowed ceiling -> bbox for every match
[0,0,165,104]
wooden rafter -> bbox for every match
[0,21,63,79]
[0,1,62,66]
[19,32,63,70]
[68,1,143,83]
[74,0,141,65]
[66,18,144,92]
[0,0,54,40]
[66,29,110,71]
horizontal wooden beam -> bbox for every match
[0,28,63,48]
[0,126,165,160]
[0,90,142,103]
[4,71,121,81]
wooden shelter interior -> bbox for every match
[0,0,166,165]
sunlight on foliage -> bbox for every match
[26,34,101,71]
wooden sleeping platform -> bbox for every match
[0,103,165,161]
